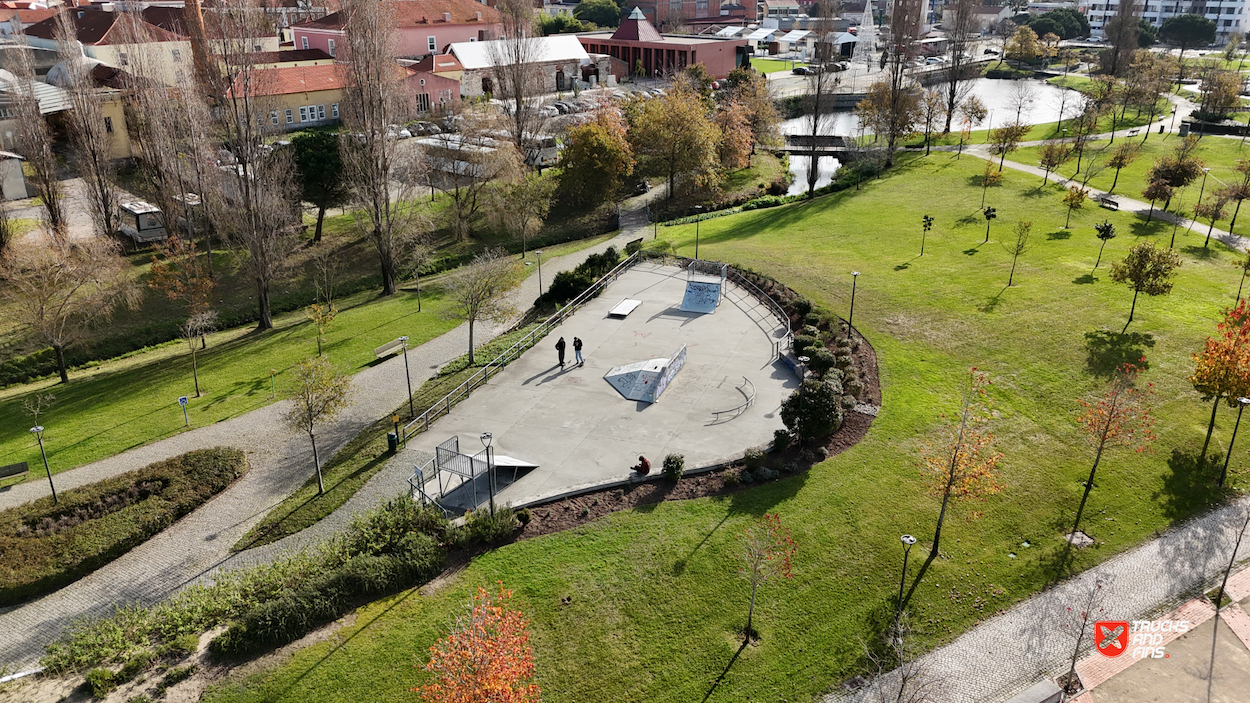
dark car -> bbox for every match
[633,182,651,195]
[792,66,811,75]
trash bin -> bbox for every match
[387,432,398,453]
[1179,123,1190,137]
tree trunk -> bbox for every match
[1231,198,1244,232]
[746,579,758,641]
[1096,238,1107,268]
[1070,438,1106,541]
[311,431,324,495]
[1146,201,1156,223]
[256,278,273,331]
[415,270,422,312]
[314,205,326,243]
[54,344,68,384]
[468,319,476,365]
[1123,288,1139,333]
[1066,204,1073,228]
[1110,167,1122,193]
[378,228,397,296]
[1205,218,1217,248]
[1238,269,1247,301]
[1008,254,1018,286]
[191,344,201,397]
[1201,395,1221,464]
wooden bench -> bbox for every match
[1097,195,1120,211]
[0,462,29,480]
[374,338,406,359]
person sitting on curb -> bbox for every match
[632,455,651,475]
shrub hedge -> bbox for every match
[539,247,621,306]
[0,448,248,607]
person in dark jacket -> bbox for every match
[573,337,584,366]
[555,336,566,368]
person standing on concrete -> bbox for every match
[573,337,584,366]
[555,336,566,368]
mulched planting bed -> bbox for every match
[0,447,248,607]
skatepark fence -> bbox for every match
[401,251,794,442]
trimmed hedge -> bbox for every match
[538,246,621,306]
[0,448,248,607]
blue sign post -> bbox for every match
[178,396,189,427]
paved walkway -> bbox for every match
[0,192,662,672]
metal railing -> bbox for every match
[711,376,756,423]
[408,456,448,513]
[402,250,651,442]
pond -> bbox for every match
[781,77,1076,195]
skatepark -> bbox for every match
[393,260,799,511]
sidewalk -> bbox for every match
[0,195,658,672]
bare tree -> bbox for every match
[0,201,14,256]
[1102,0,1142,77]
[339,0,423,296]
[489,171,556,258]
[804,13,839,197]
[9,31,65,240]
[490,0,547,162]
[941,0,980,133]
[863,621,944,703]
[426,108,525,241]
[1058,576,1113,695]
[402,229,435,312]
[53,14,122,239]
[443,249,522,364]
[0,238,140,382]
[876,0,924,165]
[1002,220,1034,286]
[182,309,218,397]
[284,355,355,495]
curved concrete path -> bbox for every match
[0,194,662,672]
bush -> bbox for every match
[663,453,685,482]
[772,429,792,453]
[835,352,854,371]
[540,246,621,306]
[792,298,813,318]
[804,312,821,327]
[738,468,755,484]
[516,507,532,525]
[801,324,820,338]
[780,379,845,442]
[723,471,741,487]
[743,447,766,470]
[86,667,117,698]
[625,239,642,255]
[753,466,779,482]
[0,448,248,607]
[793,334,820,357]
[845,376,865,399]
[459,507,521,545]
[807,347,837,378]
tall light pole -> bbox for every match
[983,206,997,243]
[694,205,704,260]
[29,426,56,504]
[895,534,917,635]
[400,335,414,419]
[1197,167,1212,207]
[1220,397,1250,487]
[921,215,933,256]
[847,271,860,340]
[535,250,544,299]
[480,432,495,516]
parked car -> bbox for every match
[792,66,811,75]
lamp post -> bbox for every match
[30,425,57,504]
[1220,397,1250,487]
[921,215,933,256]
[480,432,495,516]
[1197,167,1212,207]
[847,271,860,341]
[895,534,917,635]
[983,206,997,243]
[535,250,544,299]
[400,335,414,419]
[694,206,704,260]
[797,356,810,441]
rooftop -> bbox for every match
[294,0,500,30]
[448,34,588,70]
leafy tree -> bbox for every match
[1223,31,1244,61]
[715,98,754,169]
[1222,159,1250,232]
[737,513,796,642]
[558,110,634,208]
[1002,220,1034,286]
[1038,139,1073,185]
[726,68,781,145]
[1195,194,1231,248]
[780,378,844,442]
[284,356,355,494]
[0,238,140,383]
[1105,141,1139,193]
[413,584,541,703]
[491,171,557,258]
[1020,7,1088,39]
[956,95,988,157]
[291,131,349,243]
[1234,248,1250,301]
[1005,25,1041,63]
[1094,220,1116,268]
[1141,178,1173,222]
[150,234,215,319]
[539,12,585,34]
[182,310,218,397]
[918,88,946,155]
[989,122,1030,171]
[627,83,721,200]
[1063,185,1088,228]
[1101,0,1143,75]
[1071,362,1155,540]
[1110,241,1182,333]
[1197,69,1242,120]
[1190,300,1250,463]
[444,250,522,364]
[1160,14,1217,78]
[979,160,1002,208]
[1137,18,1158,46]
[573,0,621,27]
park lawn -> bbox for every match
[203,153,1244,703]
[750,58,802,74]
[1014,135,1250,237]
[917,95,1170,148]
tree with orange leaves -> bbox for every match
[414,584,541,703]
[1070,362,1155,541]
[738,512,796,643]
[1190,300,1250,464]
[905,368,1003,605]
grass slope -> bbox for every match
[204,153,1242,703]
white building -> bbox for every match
[1086,0,1244,43]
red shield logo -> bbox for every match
[1095,621,1130,657]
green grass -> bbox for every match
[916,95,1170,148]
[202,153,1245,703]
[750,58,803,75]
[0,448,246,606]
[1015,135,1250,237]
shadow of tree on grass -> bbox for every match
[1153,448,1228,523]
[1083,330,1155,377]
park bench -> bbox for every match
[0,462,29,480]
[374,338,406,359]
[1097,195,1120,211]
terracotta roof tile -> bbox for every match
[294,0,500,30]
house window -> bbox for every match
[285,108,294,123]
[299,106,310,121]
[428,35,437,52]
[331,102,339,118]
[438,89,452,103]
[417,92,431,112]
[254,43,262,52]
[270,110,279,125]
[171,49,182,62]
[119,52,129,66]
[301,36,309,50]
[328,38,336,57]
[104,116,113,133]
[317,104,326,120]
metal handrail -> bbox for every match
[711,376,756,422]
[402,250,651,441]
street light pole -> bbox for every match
[694,206,704,260]
[847,271,860,340]
[1197,167,1212,208]
[1220,397,1250,487]
[481,432,495,516]
[30,426,56,504]
[921,215,933,256]
[895,534,917,635]
[400,335,414,419]
[535,250,544,299]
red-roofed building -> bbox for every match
[291,0,503,59]
[0,8,60,37]
[576,7,748,79]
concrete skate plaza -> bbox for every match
[400,261,799,506]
